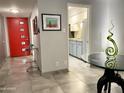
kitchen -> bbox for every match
[68,5,89,61]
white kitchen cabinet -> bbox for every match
[69,40,83,59]
[76,42,82,58]
[69,40,73,55]
[72,41,77,57]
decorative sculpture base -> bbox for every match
[97,69,124,93]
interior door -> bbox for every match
[7,17,30,57]
[81,19,89,61]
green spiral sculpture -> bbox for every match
[105,21,118,69]
[105,22,118,57]
[105,56,117,69]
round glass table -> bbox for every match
[88,53,124,93]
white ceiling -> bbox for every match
[68,7,87,18]
[0,0,36,17]
[68,6,88,24]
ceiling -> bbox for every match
[68,6,88,24]
[68,7,87,18]
[0,0,36,17]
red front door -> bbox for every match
[7,17,30,57]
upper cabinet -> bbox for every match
[69,23,79,32]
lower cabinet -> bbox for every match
[69,40,83,58]
[76,42,82,58]
[69,40,73,55]
[72,41,77,57]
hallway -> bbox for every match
[0,56,122,93]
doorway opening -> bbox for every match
[68,4,90,62]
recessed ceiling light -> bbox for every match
[10,9,19,14]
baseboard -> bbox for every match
[41,69,69,76]
[69,54,88,63]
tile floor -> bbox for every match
[0,56,123,93]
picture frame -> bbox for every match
[33,16,38,34]
[41,13,61,31]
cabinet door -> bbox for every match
[69,41,71,54]
[69,40,73,55]
[76,42,82,58]
[72,41,77,56]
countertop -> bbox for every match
[69,38,82,42]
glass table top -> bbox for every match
[88,52,124,71]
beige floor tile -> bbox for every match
[61,81,88,93]
[34,86,64,93]
[0,56,123,93]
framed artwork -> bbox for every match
[33,16,38,34]
[41,13,61,31]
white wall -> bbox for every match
[30,4,38,45]
[108,0,124,54]
[89,0,109,53]
[89,0,124,54]
[0,15,6,63]
[30,1,42,70]
[37,0,69,73]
